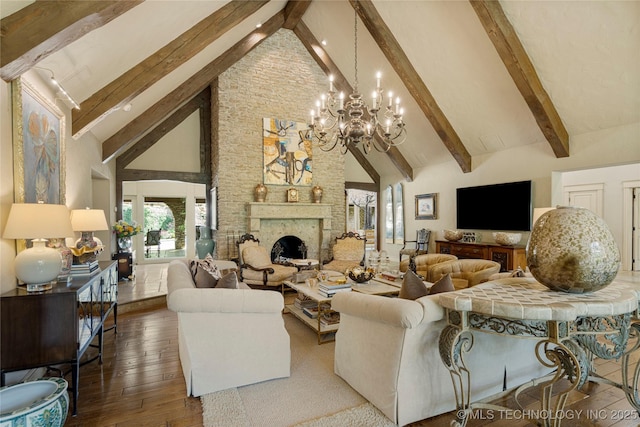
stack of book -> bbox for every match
[71,261,100,277]
[319,311,340,326]
[318,281,351,298]
[302,302,330,319]
[294,293,316,310]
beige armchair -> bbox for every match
[237,234,297,288]
[428,259,501,290]
[322,232,366,273]
[399,253,458,278]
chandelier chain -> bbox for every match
[354,11,358,93]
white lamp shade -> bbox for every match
[70,209,108,232]
[532,207,555,226]
[3,203,74,239]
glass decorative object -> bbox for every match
[117,236,132,252]
[526,206,620,293]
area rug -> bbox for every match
[201,314,396,427]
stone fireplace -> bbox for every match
[247,202,332,262]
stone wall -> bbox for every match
[214,29,346,261]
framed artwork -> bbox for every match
[384,185,393,243]
[394,183,404,244]
[262,118,312,186]
[416,193,437,220]
[12,77,66,205]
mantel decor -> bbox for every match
[415,193,437,220]
[287,188,299,203]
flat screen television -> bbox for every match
[456,180,532,231]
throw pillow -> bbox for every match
[215,271,240,289]
[399,270,428,300]
[428,273,455,295]
[193,265,218,288]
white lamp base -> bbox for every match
[14,239,62,292]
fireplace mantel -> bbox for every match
[247,203,332,259]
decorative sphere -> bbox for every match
[493,232,522,246]
[443,229,463,242]
[526,206,620,293]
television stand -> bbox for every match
[435,240,526,272]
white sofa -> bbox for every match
[331,290,550,426]
[166,259,290,397]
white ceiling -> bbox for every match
[4,0,639,179]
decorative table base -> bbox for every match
[438,277,640,427]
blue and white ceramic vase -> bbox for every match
[196,227,215,259]
[0,377,69,427]
[526,206,620,293]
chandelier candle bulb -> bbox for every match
[372,92,377,109]
[376,72,381,89]
[388,92,393,106]
[329,75,334,91]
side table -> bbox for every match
[438,277,640,427]
[112,251,134,280]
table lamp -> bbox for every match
[2,203,74,291]
[70,208,108,264]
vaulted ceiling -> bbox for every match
[2,0,638,182]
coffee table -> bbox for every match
[283,277,401,344]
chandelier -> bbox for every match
[306,10,406,154]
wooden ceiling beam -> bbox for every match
[350,0,472,173]
[102,11,285,162]
[282,0,312,30]
[74,0,269,138]
[470,0,569,157]
[294,20,417,184]
[0,1,143,82]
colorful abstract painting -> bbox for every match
[262,118,312,186]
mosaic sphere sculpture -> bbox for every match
[526,206,620,293]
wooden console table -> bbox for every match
[435,240,526,272]
[438,277,640,426]
[1,260,118,416]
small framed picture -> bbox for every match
[287,187,299,203]
[415,193,437,220]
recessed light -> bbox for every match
[256,22,262,28]
[321,39,327,46]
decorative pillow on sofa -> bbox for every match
[428,273,455,295]
[190,254,238,288]
[399,270,428,300]
[193,265,218,288]
[215,271,240,289]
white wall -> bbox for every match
[384,122,640,267]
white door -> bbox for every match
[563,183,603,217]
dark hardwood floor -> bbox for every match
[64,304,640,427]
[62,264,639,426]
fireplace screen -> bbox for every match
[271,235,307,262]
